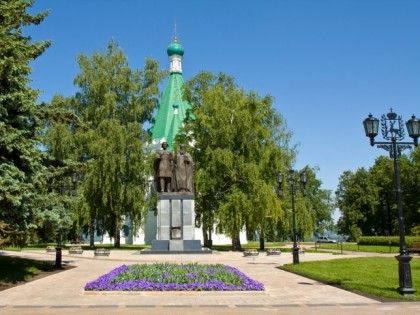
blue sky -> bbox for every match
[27,1,420,208]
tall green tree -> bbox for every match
[400,148,420,230]
[302,166,335,237]
[336,149,420,241]
[182,72,295,250]
[368,156,397,236]
[41,94,86,244]
[336,168,378,241]
[45,41,165,247]
[0,0,52,245]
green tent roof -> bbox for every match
[151,72,191,150]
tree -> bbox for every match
[302,166,335,237]
[268,166,332,244]
[182,72,295,250]
[335,168,378,241]
[45,41,166,247]
[0,0,51,245]
[41,94,86,244]
[335,150,420,241]
[368,156,397,236]
[401,147,420,230]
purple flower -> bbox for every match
[84,263,264,292]
[185,272,197,279]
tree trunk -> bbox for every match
[114,218,121,248]
[89,218,95,247]
[203,228,210,247]
[114,233,120,248]
[208,228,213,248]
[232,231,241,251]
[259,229,265,250]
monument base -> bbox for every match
[150,239,203,251]
[139,249,212,255]
[147,192,212,254]
[150,240,169,250]
[157,193,195,240]
[145,239,211,254]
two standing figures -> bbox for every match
[154,143,194,193]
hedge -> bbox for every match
[357,236,420,246]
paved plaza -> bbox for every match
[0,249,419,314]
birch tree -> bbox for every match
[182,72,295,250]
[46,41,165,246]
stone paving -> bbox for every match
[0,248,419,314]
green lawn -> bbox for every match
[245,242,286,248]
[209,242,288,252]
[0,256,54,285]
[281,257,420,300]
[314,243,400,253]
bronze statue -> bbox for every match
[154,142,174,192]
[174,144,194,192]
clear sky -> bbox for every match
[26,1,420,206]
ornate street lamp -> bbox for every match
[363,109,419,296]
[54,171,78,269]
[277,169,307,264]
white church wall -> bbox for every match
[97,222,247,246]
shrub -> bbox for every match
[357,236,420,247]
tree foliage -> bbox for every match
[302,166,335,236]
[45,41,166,247]
[0,0,53,245]
[267,166,334,244]
[181,72,296,250]
[336,148,420,241]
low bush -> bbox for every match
[357,236,420,246]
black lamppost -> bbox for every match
[363,109,419,296]
[276,169,307,264]
[55,172,78,269]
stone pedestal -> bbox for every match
[156,193,195,240]
[151,193,202,252]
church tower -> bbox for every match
[151,37,192,149]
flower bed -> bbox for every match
[69,246,83,254]
[266,248,281,256]
[243,248,259,257]
[84,263,264,291]
[94,248,110,256]
[46,246,56,252]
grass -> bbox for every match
[281,257,420,300]
[0,255,54,285]
[87,244,150,251]
[314,243,400,253]
[211,242,287,252]
[211,242,399,254]
[245,242,286,248]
